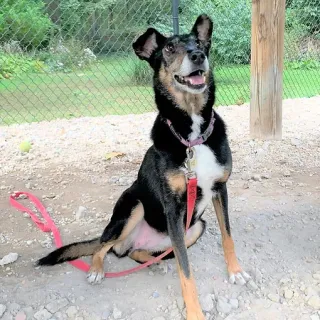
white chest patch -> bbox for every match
[186,114,225,216]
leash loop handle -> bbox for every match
[9,181,197,278]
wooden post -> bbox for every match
[250,0,286,140]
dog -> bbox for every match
[38,14,250,320]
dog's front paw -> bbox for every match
[229,270,251,285]
[87,270,104,285]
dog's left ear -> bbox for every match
[132,28,167,65]
[191,14,213,47]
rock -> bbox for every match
[0,305,6,318]
[267,293,280,303]
[0,253,18,266]
[312,273,320,280]
[112,307,122,320]
[310,314,320,320]
[14,312,26,320]
[283,170,291,177]
[252,174,261,181]
[46,298,69,313]
[66,306,78,318]
[34,309,52,320]
[152,291,160,298]
[200,294,214,312]
[8,303,20,315]
[308,296,320,310]
[216,296,232,314]
[284,289,294,300]
[247,279,259,290]
[229,299,239,309]
[75,206,87,220]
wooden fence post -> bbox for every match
[250,0,286,140]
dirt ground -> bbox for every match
[0,97,319,320]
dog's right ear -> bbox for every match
[132,28,167,64]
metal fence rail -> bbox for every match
[0,0,319,125]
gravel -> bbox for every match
[0,96,319,320]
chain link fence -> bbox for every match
[0,0,319,125]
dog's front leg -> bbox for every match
[212,182,250,285]
[165,201,205,320]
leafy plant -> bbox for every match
[0,53,44,79]
[0,0,54,49]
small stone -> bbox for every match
[267,293,280,303]
[0,305,7,318]
[252,174,261,181]
[46,298,69,313]
[284,289,294,300]
[310,314,320,320]
[216,296,232,314]
[8,303,20,315]
[308,296,320,310]
[0,253,18,266]
[34,308,52,320]
[200,294,214,312]
[283,170,291,177]
[229,299,239,309]
[66,306,77,318]
[152,291,160,298]
[101,311,110,320]
[15,312,26,320]
[312,274,320,280]
[75,206,87,220]
[112,307,122,319]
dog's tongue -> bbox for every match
[186,75,205,85]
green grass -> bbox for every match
[1,57,319,125]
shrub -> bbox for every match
[0,0,54,49]
[38,38,97,72]
[0,53,45,79]
[131,59,152,85]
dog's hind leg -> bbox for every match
[212,182,250,285]
[87,186,144,284]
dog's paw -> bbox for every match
[229,270,251,285]
[87,270,104,285]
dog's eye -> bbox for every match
[196,40,201,48]
[165,43,174,53]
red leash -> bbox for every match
[9,177,197,278]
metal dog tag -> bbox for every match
[185,147,197,172]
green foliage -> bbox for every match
[0,53,44,79]
[285,58,320,70]
[288,0,320,35]
[0,0,54,49]
[131,59,152,85]
[178,0,251,65]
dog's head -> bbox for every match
[133,15,213,96]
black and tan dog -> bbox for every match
[38,14,250,320]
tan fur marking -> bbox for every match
[166,171,186,194]
[89,242,114,275]
[212,195,242,275]
[175,258,205,320]
[217,169,231,183]
[159,65,208,115]
[185,221,204,247]
[119,202,144,240]
[61,240,101,260]
[129,250,154,263]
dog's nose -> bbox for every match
[189,50,205,65]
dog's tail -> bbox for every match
[37,238,101,266]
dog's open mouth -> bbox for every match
[174,70,206,89]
